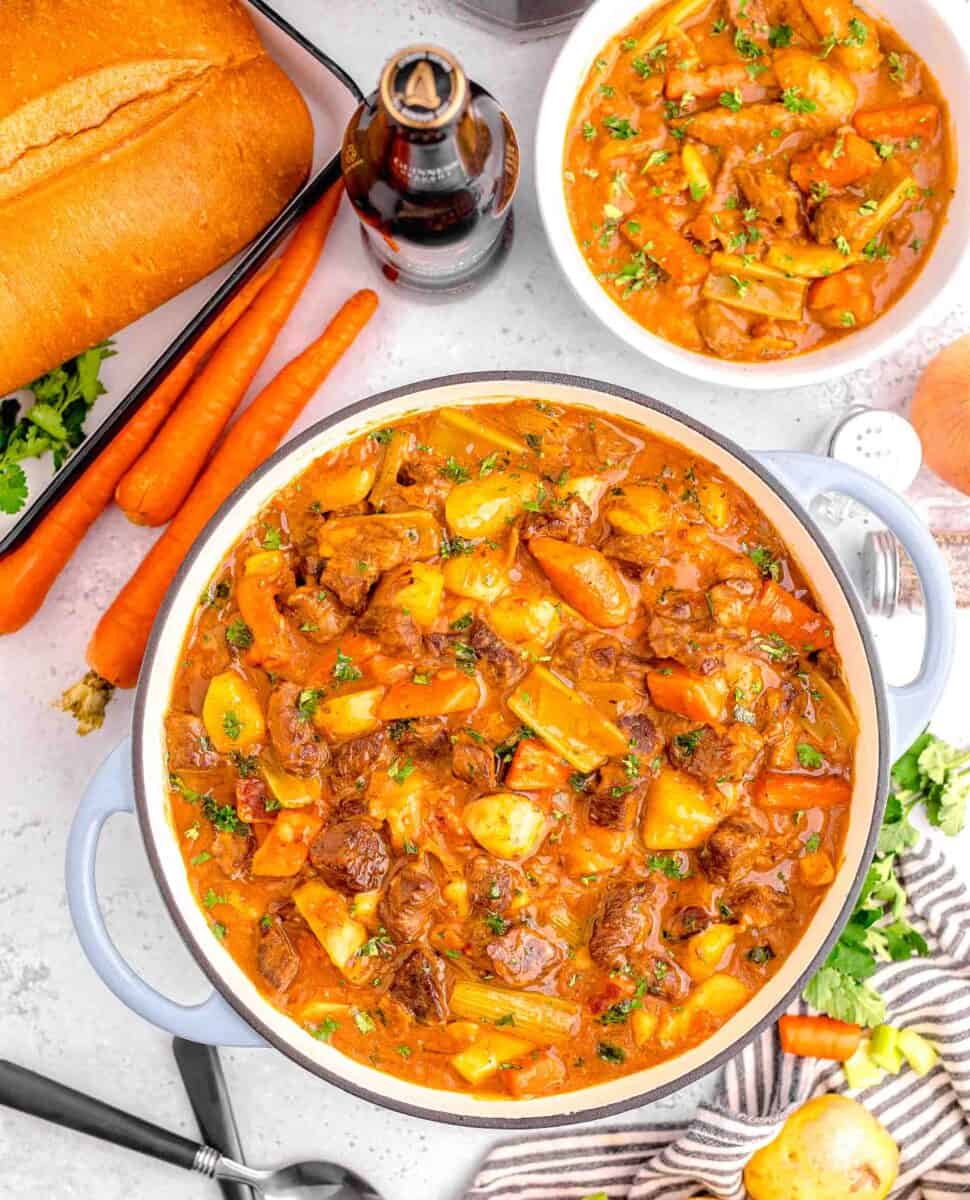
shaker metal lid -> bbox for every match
[380,45,468,130]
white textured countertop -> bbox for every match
[1,2,968,1197]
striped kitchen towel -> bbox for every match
[466,841,970,1199]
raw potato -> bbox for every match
[745,1095,899,1200]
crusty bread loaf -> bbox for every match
[0,0,314,396]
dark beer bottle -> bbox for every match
[341,45,518,295]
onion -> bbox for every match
[911,333,970,496]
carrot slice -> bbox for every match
[250,811,323,877]
[646,665,727,723]
[529,537,632,628]
[853,103,939,140]
[758,772,852,810]
[115,185,343,527]
[377,669,480,720]
[83,289,378,692]
[790,132,880,194]
[624,212,710,285]
[748,580,833,653]
[505,739,573,791]
[0,263,271,638]
[779,1014,862,1061]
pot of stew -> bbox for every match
[66,374,953,1127]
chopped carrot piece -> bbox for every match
[623,212,709,285]
[529,537,632,628]
[646,665,728,723]
[853,103,939,141]
[505,739,573,791]
[790,132,880,193]
[809,268,875,330]
[758,772,852,810]
[748,580,833,653]
[378,669,480,719]
[251,811,323,877]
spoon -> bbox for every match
[0,1059,383,1200]
[173,1038,254,1200]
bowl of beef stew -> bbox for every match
[536,0,968,388]
[68,373,954,1125]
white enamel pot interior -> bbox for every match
[133,373,888,1127]
[535,0,970,390]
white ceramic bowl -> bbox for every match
[66,374,955,1128]
[536,0,970,390]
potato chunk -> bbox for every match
[462,792,546,860]
[202,671,265,754]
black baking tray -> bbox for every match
[0,1,362,555]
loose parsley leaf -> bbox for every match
[796,743,824,770]
[603,115,638,140]
[333,649,362,683]
[596,1041,626,1064]
[225,619,253,650]
[388,757,416,785]
[768,23,792,47]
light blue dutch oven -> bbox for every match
[65,373,955,1128]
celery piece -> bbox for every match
[898,1028,939,1077]
[868,1024,904,1073]
[843,1042,886,1091]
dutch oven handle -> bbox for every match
[757,450,955,758]
[65,739,264,1047]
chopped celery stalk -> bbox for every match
[843,1042,886,1091]
[898,1028,939,1077]
[869,1024,904,1074]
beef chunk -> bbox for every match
[392,717,450,759]
[587,762,645,831]
[668,724,763,784]
[284,586,352,641]
[267,683,326,776]
[166,713,220,770]
[664,905,713,941]
[331,729,389,787]
[653,589,711,624]
[589,881,651,971]
[725,882,793,930]
[466,619,523,687]
[521,495,593,543]
[707,578,758,629]
[601,533,656,574]
[486,926,560,986]
[358,602,423,657]
[257,920,300,992]
[699,817,766,884]
[318,558,375,614]
[554,630,637,682]
[389,948,447,1023]
[379,862,439,943]
[211,830,251,880]
[451,731,497,790]
[736,163,805,236]
[309,818,389,893]
[379,455,452,518]
[465,856,517,913]
[618,713,658,757]
[235,778,276,823]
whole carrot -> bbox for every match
[115,184,344,527]
[85,288,378,693]
[0,261,278,638]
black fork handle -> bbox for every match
[0,1058,202,1171]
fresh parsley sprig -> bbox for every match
[803,732,969,1027]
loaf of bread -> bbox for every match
[0,0,314,396]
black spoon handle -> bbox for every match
[173,1039,254,1200]
[0,1058,203,1171]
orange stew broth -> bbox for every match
[564,0,954,361]
[165,400,856,1098]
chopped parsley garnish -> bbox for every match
[756,632,796,661]
[439,534,475,559]
[782,88,817,115]
[748,945,774,965]
[803,833,822,855]
[211,921,227,941]
[357,929,395,958]
[261,526,283,550]
[312,1018,339,1041]
[582,120,596,141]
[450,612,473,632]
[484,912,509,936]
[353,1010,376,1035]
[887,51,905,84]
[733,28,763,59]
[495,726,535,763]
[453,641,479,676]
[747,545,781,580]
[834,235,852,257]
[333,649,362,683]
[388,757,416,785]
[479,452,501,476]
[719,89,743,113]
[645,149,670,169]
[768,23,792,47]
[225,619,253,650]
[648,853,687,880]
[596,1041,626,1064]
[191,851,212,866]
[202,796,249,836]
[845,17,868,46]
[297,688,324,721]
[368,427,395,445]
[569,771,594,792]
[495,1013,516,1027]
[221,710,242,741]
[388,718,415,741]
[797,743,824,769]
[603,115,637,140]
[440,457,471,484]
[674,728,704,757]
